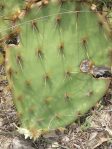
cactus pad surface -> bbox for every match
[4,1,112,139]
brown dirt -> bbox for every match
[0,64,112,149]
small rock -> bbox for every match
[11,137,35,149]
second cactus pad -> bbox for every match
[5,1,112,138]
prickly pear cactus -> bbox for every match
[0,0,24,38]
[3,1,112,139]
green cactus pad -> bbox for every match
[0,0,25,37]
[5,1,112,139]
